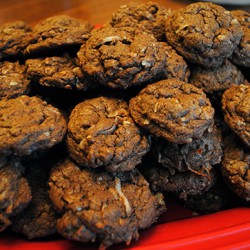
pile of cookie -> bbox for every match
[0,1,249,249]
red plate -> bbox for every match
[1,197,250,250]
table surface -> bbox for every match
[0,0,249,27]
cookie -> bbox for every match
[0,21,35,60]
[25,54,89,90]
[129,78,214,144]
[0,95,67,158]
[67,96,150,172]
[165,2,242,67]
[138,158,216,200]
[109,2,172,41]
[221,134,250,201]
[221,84,250,148]
[49,158,166,249]
[24,15,93,56]
[0,160,31,232]
[152,124,222,174]
[231,10,250,67]
[0,61,31,101]
[77,26,167,89]
[11,157,59,239]
[189,59,245,101]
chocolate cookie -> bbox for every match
[0,160,31,232]
[152,124,222,174]
[24,15,93,56]
[165,2,242,67]
[11,158,59,239]
[0,61,31,100]
[138,158,216,200]
[129,78,214,144]
[189,59,245,100]
[0,95,67,158]
[77,26,167,89]
[67,96,150,172]
[25,54,89,90]
[231,10,250,67]
[49,158,166,249]
[221,84,250,148]
[0,21,35,60]
[221,134,250,201]
[109,2,172,41]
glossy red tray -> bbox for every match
[1,197,250,250]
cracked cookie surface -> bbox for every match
[165,2,242,67]
[67,96,150,172]
[0,95,67,157]
[129,78,214,144]
[49,158,166,249]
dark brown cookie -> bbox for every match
[0,21,35,59]
[138,158,216,201]
[77,26,167,89]
[189,59,245,100]
[231,10,250,67]
[152,124,222,174]
[24,15,93,56]
[0,160,31,232]
[25,54,89,90]
[0,95,67,158]
[165,2,242,67]
[11,158,59,239]
[67,96,150,172]
[221,134,250,201]
[49,158,166,249]
[129,78,214,144]
[0,61,31,101]
[221,84,250,148]
[109,2,172,41]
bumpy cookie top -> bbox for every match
[67,96,150,172]
[0,61,31,100]
[109,2,172,41]
[49,158,166,249]
[0,95,67,157]
[77,26,166,89]
[0,21,35,59]
[129,78,214,144]
[222,84,250,148]
[24,15,93,55]
[25,55,89,90]
[165,2,242,67]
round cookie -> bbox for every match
[49,158,166,249]
[0,95,67,158]
[109,2,172,41]
[0,160,31,232]
[67,96,150,172]
[25,54,89,90]
[24,15,93,56]
[165,2,242,67]
[129,78,214,144]
[77,26,167,89]
[231,10,250,67]
[0,21,35,60]
[152,124,222,174]
[189,59,245,101]
[0,61,31,100]
[221,134,250,201]
[221,84,250,148]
